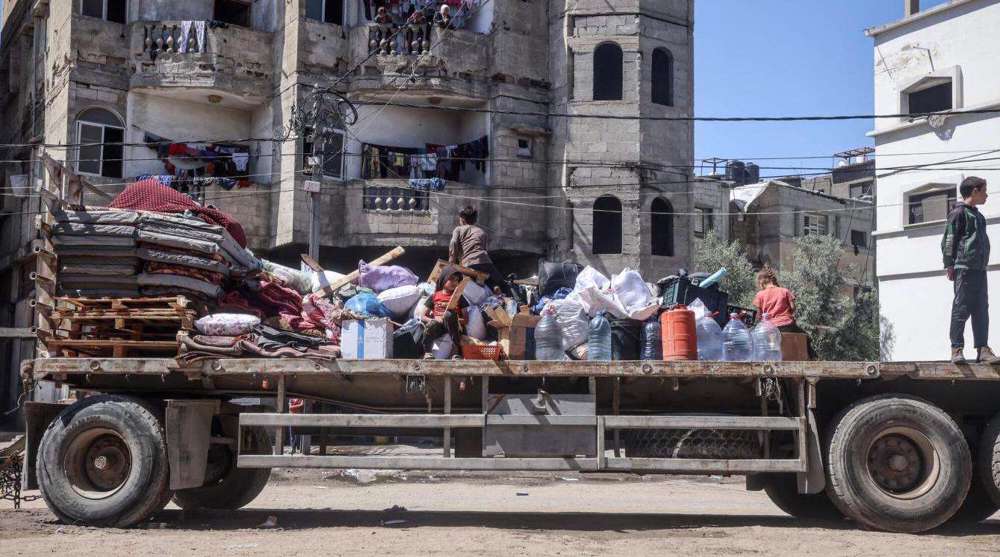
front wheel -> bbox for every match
[36,395,171,528]
[825,395,971,533]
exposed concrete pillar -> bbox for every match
[905,0,920,17]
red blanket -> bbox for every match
[110,178,247,247]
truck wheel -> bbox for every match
[36,395,171,528]
[762,473,843,521]
[949,480,998,524]
[171,426,271,511]
[825,395,971,533]
[976,411,1000,509]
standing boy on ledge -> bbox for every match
[943,176,999,363]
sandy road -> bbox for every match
[4,470,1000,556]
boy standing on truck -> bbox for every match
[449,206,512,296]
[942,176,999,363]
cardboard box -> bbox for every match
[488,311,541,360]
[341,318,394,359]
[781,332,810,361]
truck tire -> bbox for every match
[171,426,271,511]
[762,473,843,521]
[825,395,971,533]
[36,395,171,528]
[949,479,998,524]
[976,411,1000,510]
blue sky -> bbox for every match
[694,0,950,175]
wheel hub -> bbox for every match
[64,428,132,499]
[865,428,939,500]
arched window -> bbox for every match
[593,195,623,254]
[651,198,674,256]
[77,108,124,178]
[651,48,673,106]
[593,42,623,101]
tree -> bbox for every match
[784,235,881,361]
[692,233,756,307]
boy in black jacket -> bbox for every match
[942,176,997,363]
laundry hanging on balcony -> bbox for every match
[408,177,446,192]
[142,133,253,188]
[362,136,488,182]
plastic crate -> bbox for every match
[658,276,729,327]
[726,305,758,327]
[461,343,505,361]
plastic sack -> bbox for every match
[357,260,419,293]
[431,334,454,359]
[688,298,709,320]
[626,303,660,322]
[261,259,312,294]
[413,296,430,320]
[611,268,654,315]
[569,286,627,319]
[309,269,347,294]
[195,313,260,336]
[538,260,583,298]
[463,280,489,305]
[377,285,423,317]
[574,266,610,292]
[466,306,488,340]
[549,299,590,350]
[417,282,436,296]
[344,292,393,318]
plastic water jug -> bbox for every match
[640,318,662,361]
[696,315,724,361]
[534,312,565,361]
[661,305,697,360]
[722,313,753,361]
[751,313,783,361]
[587,312,613,361]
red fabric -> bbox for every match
[753,287,796,327]
[110,178,247,247]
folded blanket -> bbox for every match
[138,246,229,275]
[139,211,223,234]
[138,273,223,298]
[55,247,138,258]
[51,223,137,237]
[52,235,136,248]
[137,230,220,256]
[60,274,139,286]
[140,221,224,245]
[59,263,139,276]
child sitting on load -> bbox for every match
[418,266,468,358]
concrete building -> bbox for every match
[867,0,1000,361]
[0,0,701,425]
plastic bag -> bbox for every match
[377,285,423,317]
[309,269,347,294]
[569,286,627,319]
[466,306,488,340]
[431,334,454,359]
[357,260,419,293]
[550,299,590,350]
[688,298,709,320]
[574,266,610,292]
[611,268,654,315]
[463,280,489,305]
[413,296,430,320]
[195,313,260,336]
[261,259,312,294]
[344,292,393,318]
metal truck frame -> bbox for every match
[18,356,1000,533]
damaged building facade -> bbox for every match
[0,0,700,422]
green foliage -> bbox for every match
[692,233,757,307]
[784,235,881,361]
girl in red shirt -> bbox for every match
[752,267,815,358]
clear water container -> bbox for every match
[587,312,613,361]
[751,313,783,361]
[696,315,724,361]
[534,312,565,361]
[722,313,753,362]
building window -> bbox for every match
[593,195,623,254]
[907,187,957,225]
[215,0,252,27]
[801,212,829,236]
[651,48,673,106]
[851,230,867,249]
[693,207,714,237]
[849,181,873,199]
[651,198,674,256]
[77,108,124,178]
[303,129,345,178]
[593,42,623,101]
[516,138,532,159]
[306,0,344,25]
[907,81,952,115]
[82,0,126,23]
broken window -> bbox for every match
[851,230,867,249]
[907,187,956,225]
[306,0,345,25]
[907,81,952,115]
[651,198,674,256]
[82,0,127,24]
[801,212,829,236]
[516,138,532,159]
[651,48,673,106]
[693,207,714,237]
[592,195,623,254]
[593,42,623,101]
[303,129,345,178]
[215,0,252,28]
[77,108,124,178]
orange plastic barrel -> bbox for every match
[660,305,697,361]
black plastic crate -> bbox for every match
[658,276,729,327]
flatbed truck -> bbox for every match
[17,356,1000,533]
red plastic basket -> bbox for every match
[461,344,505,360]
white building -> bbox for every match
[867,0,1000,361]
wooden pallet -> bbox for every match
[58,296,191,311]
[44,338,180,358]
[44,296,194,357]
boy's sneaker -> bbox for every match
[977,347,1000,364]
[951,347,966,364]
[422,353,435,360]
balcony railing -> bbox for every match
[368,22,433,55]
[140,22,206,59]
[363,185,430,212]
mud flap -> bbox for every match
[797,407,825,495]
[22,401,68,490]
[165,399,220,490]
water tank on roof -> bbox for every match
[746,163,760,184]
[726,161,746,184]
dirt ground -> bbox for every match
[4,470,1000,556]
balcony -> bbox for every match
[129,21,274,101]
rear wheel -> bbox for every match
[171,424,272,511]
[976,412,1000,509]
[36,396,171,527]
[825,395,971,533]
[762,473,843,521]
